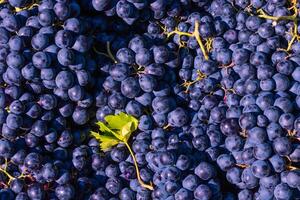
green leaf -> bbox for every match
[90,113,154,190]
[121,121,133,142]
[91,112,139,151]
[91,131,120,151]
[96,120,123,140]
[105,112,138,131]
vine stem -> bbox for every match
[236,164,249,168]
[0,168,15,184]
[93,42,117,63]
[181,70,207,92]
[93,46,112,59]
[106,42,117,64]
[257,3,299,51]
[124,142,154,190]
[163,124,171,130]
[165,21,209,60]
[193,21,209,60]
[15,3,39,12]
[167,30,193,38]
[257,13,295,21]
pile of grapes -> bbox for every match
[0,0,299,199]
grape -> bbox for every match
[194,184,212,200]
[26,103,42,119]
[31,120,47,137]
[290,147,300,163]
[24,153,41,170]
[135,48,153,66]
[238,189,253,200]
[55,71,74,90]
[273,73,291,92]
[251,160,271,178]
[217,154,235,171]
[121,77,141,98]
[274,183,293,200]
[167,107,188,127]
[54,2,70,20]
[248,127,267,144]
[68,85,84,101]
[8,35,24,51]
[2,14,20,32]
[55,184,75,200]
[225,135,244,152]
[258,23,274,39]
[55,30,75,49]
[39,94,57,110]
[135,93,153,106]
[152,96,176,114]
[241,168,258,189]
[273,137,292,156]
[6,52,24,69]
[0,139,14,158]
[253,143,272,160]
[106,178,123,195]
[226,167,242,185]
[32,51,51,69]
[195,162,216,180]
[0,27,10,44]
[286,170,300,189]
[10,178,24,194]
[220,118,240,136]
[31,33,49,51]
[6,113,23,130]
[38,9,55,27]
[57,48,75,66]
[174,188,192,200]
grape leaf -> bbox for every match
[91,131,120,150]
[105,112,138,131]
[95,120,123,141]
[90,113,153,190]
[91,112,139,150]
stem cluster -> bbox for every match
[181,70,207,92]
[257,0,299,51]
[0,159,29,187]
[164,21,210,60]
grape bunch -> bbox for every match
[0,0,299,199]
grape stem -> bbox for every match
[0,168,14,184]
[239,129,247,138]
[0,160,31,185]
[205,37,213,53]
[166,21,209,60]
[236,164,249,168]
[181,70,207,92]
[106,42,117,64]
[124,142,154,190]
[93,42,117,63]
[14,0,40,12]
[163,124,171,130]
[288,130,297,136]
[257,1,299,51]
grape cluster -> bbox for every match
[0,0,299,199]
